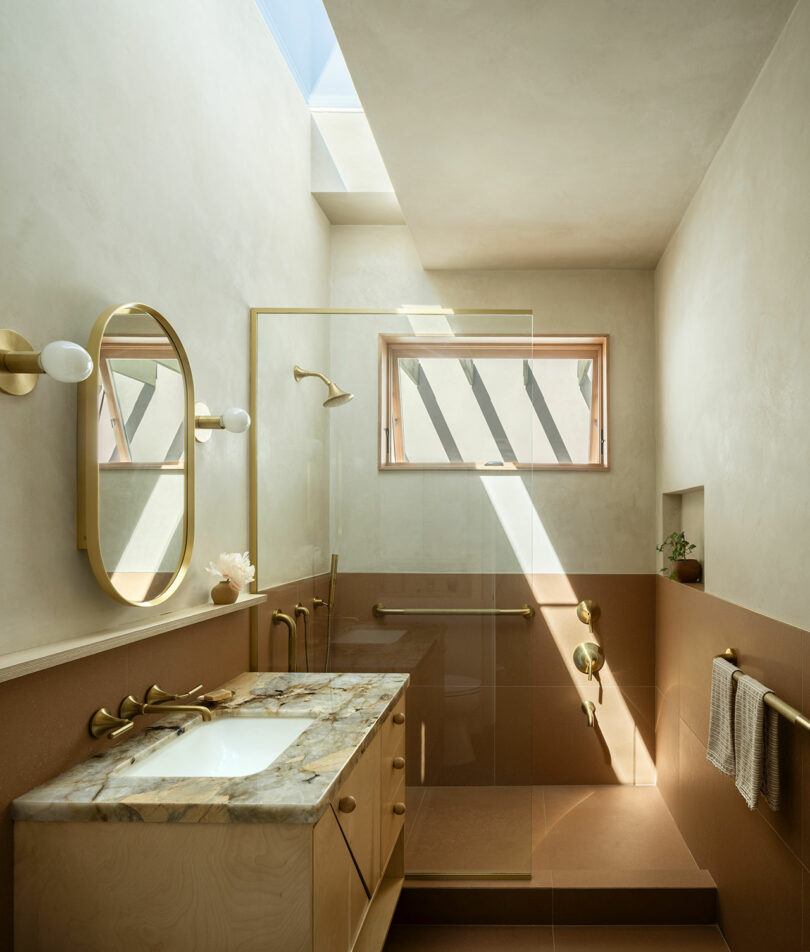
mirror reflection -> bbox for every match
[95,313,187,603]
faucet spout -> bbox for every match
[272,610,298,673]
[141,703,212,721]
[582,700,596,727]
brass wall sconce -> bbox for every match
[0,329,93,396]
[194,402,251,443]
[293,365,354,407]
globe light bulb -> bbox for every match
[38,340,93,383]
[220,407,250,433]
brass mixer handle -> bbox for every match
[145,683,204,705]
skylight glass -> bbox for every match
[254,0,361,109]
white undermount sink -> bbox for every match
[121,716,315,778]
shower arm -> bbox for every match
[294,368,329,386]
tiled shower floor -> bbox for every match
[405,785,700,881]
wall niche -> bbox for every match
[661,485,705,587]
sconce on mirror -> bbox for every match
[77,303,194,607]
[0,329,93,396]
[194,402,251,443]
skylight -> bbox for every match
[254,0,361,109]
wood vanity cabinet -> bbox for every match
[15,698,407,952]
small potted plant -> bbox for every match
[205,551,255,604]
[656,531,701,583]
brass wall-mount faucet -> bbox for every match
[119,683,212,722]
[89,682,212,739]
[272,610,298,673]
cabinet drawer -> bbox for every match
[381,698,406,762]
[380,775,405,870]
[330,732,380,893]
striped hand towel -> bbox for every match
[734,674,781,812]
[706,657,736,776]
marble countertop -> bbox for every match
[13,671,408,825]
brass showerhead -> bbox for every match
[293,365,354,408]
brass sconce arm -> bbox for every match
[1,330,93,396]
[194,402,251,443]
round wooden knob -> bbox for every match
[338,796,357,814]
[393,712,406,725]
[393,802,406,815]
[392,756,405,770]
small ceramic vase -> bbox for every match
[211,580,239,604]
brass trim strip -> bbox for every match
[373,603,534,618]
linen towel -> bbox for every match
[706,657,737,776]
[734,673,781,811]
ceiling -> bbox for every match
[323,0,796,268]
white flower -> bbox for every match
[205,551,255,592]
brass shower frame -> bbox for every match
[247,307,532,670]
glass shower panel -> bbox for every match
[325,310,535,879]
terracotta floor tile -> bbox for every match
[383,925,554,950]
[405,786,533,877]
[553,925,729,951]
[542,786,698,870]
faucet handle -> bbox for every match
[145,683,203,705]
[90,708,135,740]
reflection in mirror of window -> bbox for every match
[96,330,186,601]
[380,336,608,470]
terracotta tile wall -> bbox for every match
[329,572,656,787]
[258,574,331,673]
[0,609,251,949]
[655,577,810,952]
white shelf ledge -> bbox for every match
[0,594,266,685]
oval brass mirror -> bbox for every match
[77,303,194,606]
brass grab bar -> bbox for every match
[372,603,534,618]
[719,648,810,733]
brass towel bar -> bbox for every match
[372,603,535,618]
[719,648,810,733]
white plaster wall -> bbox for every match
[329,227,656,574]
[655,0,810,628]
[256,313,331,589]
[0,0,330,653]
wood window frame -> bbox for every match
[378,334,609,472]
[98,336,185,470]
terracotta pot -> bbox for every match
[674,559,702,583]
[211,580,239,605]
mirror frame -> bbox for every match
[77,302,195,606]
